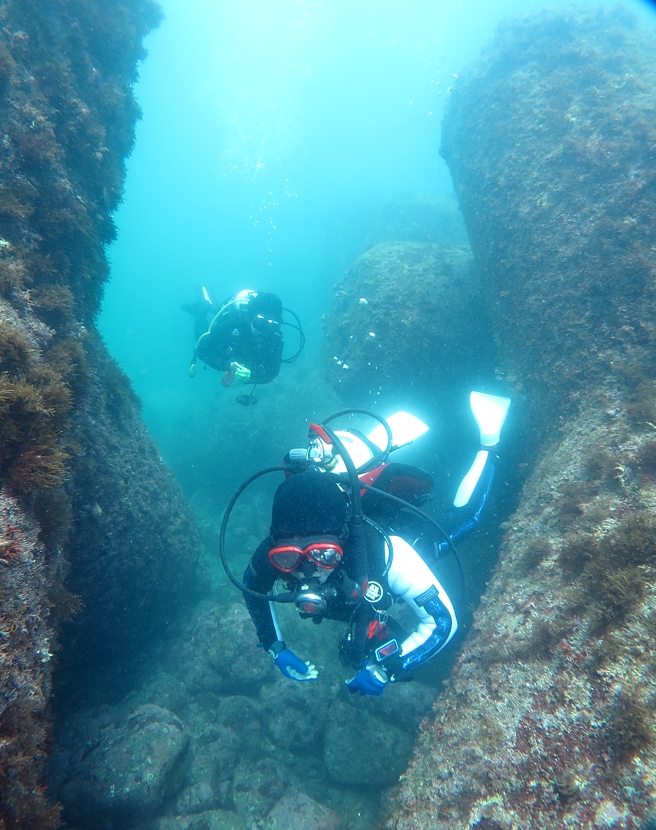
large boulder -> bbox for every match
[266,792,345,830]
[0,2,186,827]
[173,728,240,814]
[58,704,190,827]
[440,4,656,422]
[322,241,496,405]
[166,604,275,697]
[232,757,289,823]
[362,194,469,248]
[154,810,246,830]
[259,673,334,752]
[58,333,202,696]
[323,700,413,788]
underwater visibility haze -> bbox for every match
[2,0,656,828]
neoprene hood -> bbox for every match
[270,471,347,540]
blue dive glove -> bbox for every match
[269,644,318,681]
[346,661,388,696]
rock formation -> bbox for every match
[0,2,201,827]
[323,241,496,407]
[49,600,434,829]
[387,7,656,829]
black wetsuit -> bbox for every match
[243,534,368,653]
[196,304,283,384]
[242,521,456,671]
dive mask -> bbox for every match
[269,537,343,573]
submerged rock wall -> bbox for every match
[0,2,201,828]
[388,7,656,829]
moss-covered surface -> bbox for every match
[440,4,656,424]
[0,3,203,829]
[323,241,496,406]
[386,7,656,829]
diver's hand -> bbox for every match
[346,660,388,696]
[232,363,251,383]
[271,647,318,681]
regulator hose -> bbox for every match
[219,465,297,603]
[320,410,393,591]
[360,482,466,603]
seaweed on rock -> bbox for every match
[387,7,656,829]
[0,2,177,828]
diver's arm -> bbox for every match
[242,539,282,650]
[196,313,237,372]
[385,535,457,671]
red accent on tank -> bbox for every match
[309,423,332,444]
[358,464,387,496]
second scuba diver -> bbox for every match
[220,395,511,695]
[183,287,304,404]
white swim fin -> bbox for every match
[453,392,511,508]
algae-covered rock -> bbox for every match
[440,4,656,422]
[323,700,413,787]
[266,791,345,830]
[387,7,656,830]
[59,704,190,827]
[323,241,495,404]
[0,1,170,826]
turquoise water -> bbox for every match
[98,0,655,471]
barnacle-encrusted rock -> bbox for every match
[323,241,495,405]
[387,7,656,829]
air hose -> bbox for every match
[217,409,464,604]
[218,465,297,603]
[318,410,393,593]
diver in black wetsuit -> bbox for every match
[233,395,511,696]
[243,469,458,695]
[184,288,285,389]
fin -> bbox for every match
[453,450,489,508]
[368,411,430,451]
[470,392,511,447]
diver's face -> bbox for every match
[290,560,334,583]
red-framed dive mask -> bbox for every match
[268,538,343,573]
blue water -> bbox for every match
[97,0,655,466]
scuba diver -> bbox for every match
[219,394,511,696]
[183,287,304,405]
